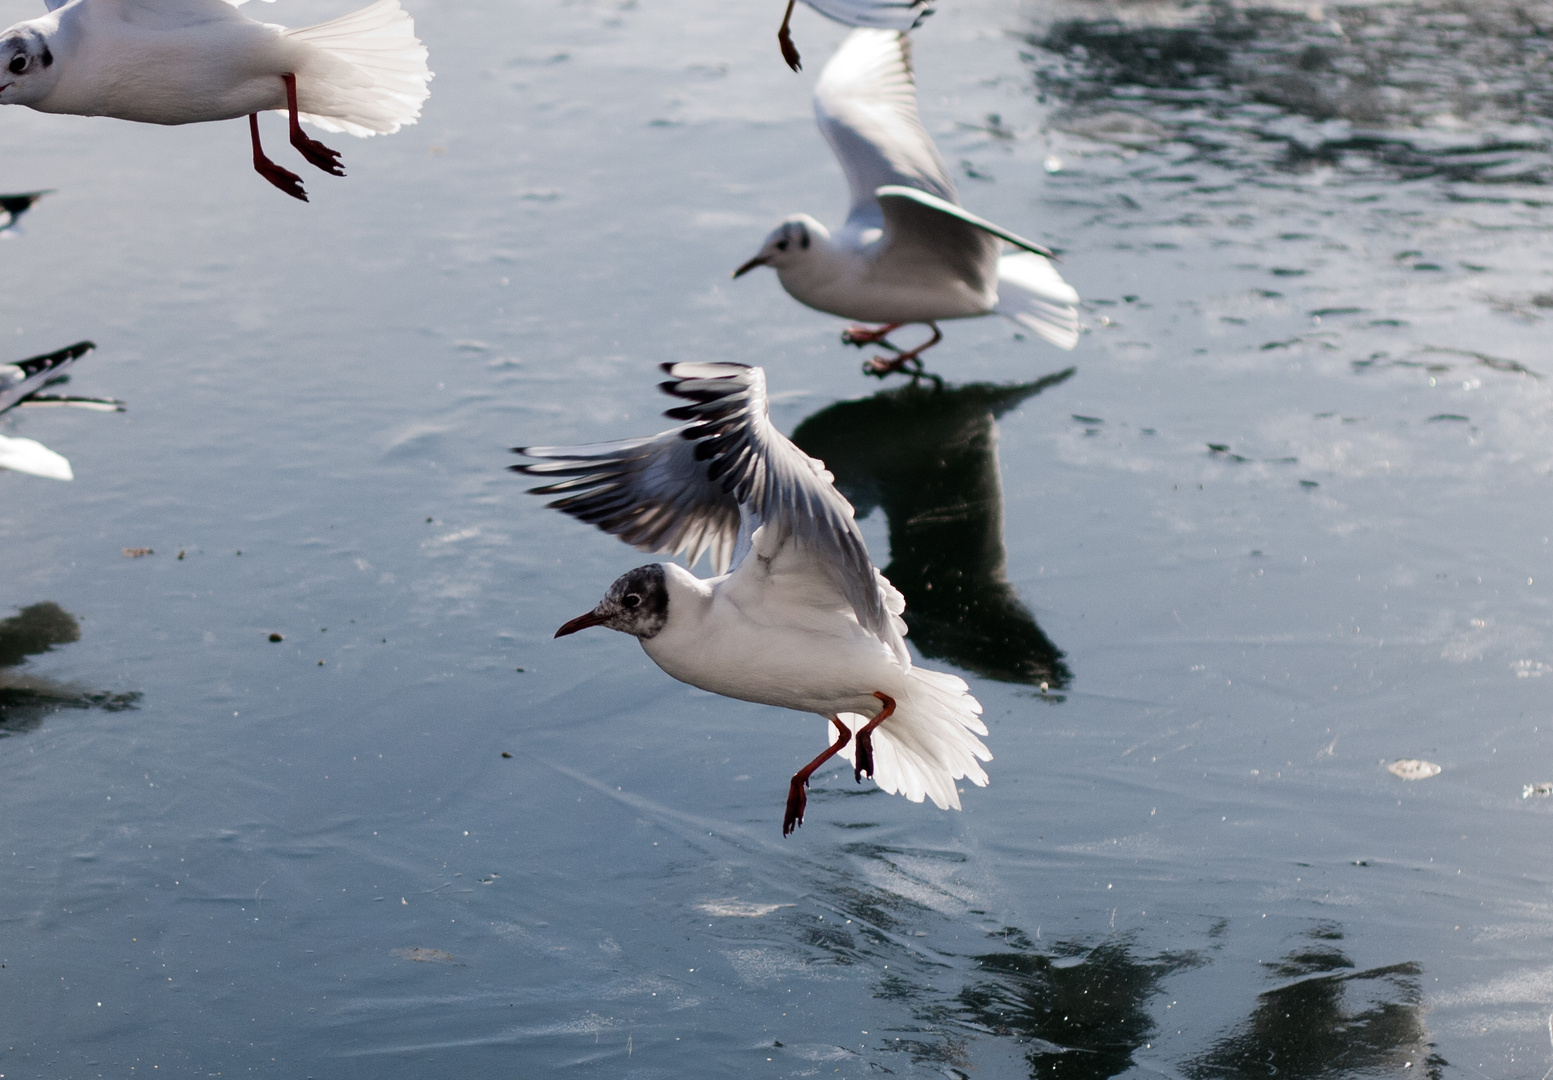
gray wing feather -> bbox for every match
[873,188,999,295]
[513,430,741,574]
[658,362,893,647]
[0,341,95,415]
[802,0,931,31]
[814,29,955,230]
[877,185,1056,258]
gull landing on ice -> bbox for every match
[0,340,123,481]
[513,362,989,835]
[0,0,432,201]
[734,29,1080,376]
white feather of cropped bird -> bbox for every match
[0,0,431,202]
[772,0,930,72]
[735,29,1080,376]
[0,340,122,481]
[513,362,990,836]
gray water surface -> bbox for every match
[2,0,1551,1075]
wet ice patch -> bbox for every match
[1387,759,1441,780]
[696,899,793,917]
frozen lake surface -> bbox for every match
[2,0,1551,1074]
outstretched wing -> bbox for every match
[0,341,95,415]
[0,434,72,480]
[513,428,742,575]
[814,29,955,231]
[660,362,905,664]
[802,0,931,32]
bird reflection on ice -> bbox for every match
[0,602,139,736]
[792,371,1073,690]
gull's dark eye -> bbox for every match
[8,56,26,74]
[622,593,641,609]
[775,239,788,251]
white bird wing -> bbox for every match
[814,28,955,231]
[801,0,931,32]
[661,362,907,666]
[0,435,73,480]
[0,341,95,416]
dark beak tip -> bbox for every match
[554,610,606,638]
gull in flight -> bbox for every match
[735,29,1080,376]
[771,0,930,72]
[0,0,431,202]
[0,340,122,481]
[513,362,990,835]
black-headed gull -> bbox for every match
[0,340,122,481]
[513,362,990,835]
[0,0,431,202]
[734,30,1080,376]
[773,0,929,72]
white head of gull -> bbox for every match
[513,362,990,836]
[0,340,123,481]
[734,29,1081,376]
[0,0,432,201]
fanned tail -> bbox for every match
[995,251,1081,350]
[0,434,72,481]
[282,0,432,137]
[836,667,989,810]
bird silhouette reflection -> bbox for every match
[1185,925,1445,1079]
[0,602,139,737]
[791,370,1073,689]
[949,922,1440,1079]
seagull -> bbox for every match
[772,0,930,73]
[734,29,1080,376]
[0,340,123,481]
[0,0,431,202]
[512,362,990,836]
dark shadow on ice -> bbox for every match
[955,929,1201,1079]
[791,371,1073,690]
[0,602,139,737]
[1027,2,1553,184]
[1183,924,1446,1079]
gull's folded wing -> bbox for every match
[659,362,907,665]
[876,185,1055,258]
[513,428,742,575]
[0,341,95,415]
[814,29,955,230]
[802,0,931,32]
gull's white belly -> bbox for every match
[777,255,995,324]
[642,602,905,718]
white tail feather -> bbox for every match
[836,666,989,810]
[995,251,1081,350]
[0,434,73,480]
[281,0,432,137]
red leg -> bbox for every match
[784,716,851,837]
[841,322,903,349]
[852,692,897,783]
[284,73,345,177]
[865,324,944,376]
[250,113,308,202]
[777,0,802,71]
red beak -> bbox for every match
[555,610,609,637]
[732,255,768,279]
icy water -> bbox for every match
[2,0,1551,1074]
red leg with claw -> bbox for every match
[777,0,802,71]
[250,112,308,201]
[852,692,897,783]
[841,322,903,349]
[284,73,345,176]
[784,716,852,837]
[865,323,944,377]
